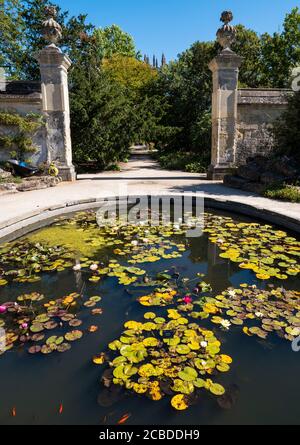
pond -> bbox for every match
[0,207,300,425]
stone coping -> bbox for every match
[0,92,42,103]
[0,194,299,244]
[238,88,292,105]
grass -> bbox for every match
[264,183,300,203]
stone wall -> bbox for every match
[0,81,48,165]
[236,88,291,165]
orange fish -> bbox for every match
[59,403,63,415]
[12,407,16,417]
[117,413,131,425]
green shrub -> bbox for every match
[157,152,207,173]
[264,183,300,202]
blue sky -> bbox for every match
[56,0,300,61]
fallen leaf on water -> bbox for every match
[88,325,98,333]
[12,407,16,417]
[117,413,131,425]
[59,402,63,414]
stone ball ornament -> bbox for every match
[217,10,237,50]
[42,6,62,45]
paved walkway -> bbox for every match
[0,150,300,239]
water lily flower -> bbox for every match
[73,264,82,271]
[0,305,7,314]
[200,341,208,348]
[90,264,98,271]
[255,312,264,318]
[183,296,193,305]
[193,288,199,294]
[21,323,28,330]
[173,224,180,230]
[228,290,236,298]
[220,319,231,330]
[217,238,224,244]
[131,240,138,246]
[142,238,150,244]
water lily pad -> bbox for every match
[90,296,102,302]
[69,319,83,327]
[57,343,71,353]
[172,379,194,395]
[210,383,226,396]
[176,345,191,355]
[44,321,58,330]
[65,330,83,342]
[31,333,45,342]
[93,353,106,365]
[143,337,159,347]
[30,323,44,333]
[178,367,198,382]
[41,344,53,354]
[28,345,41,354]
[171,394,189,410]
[92,308,103,316]
[144,312,156,320]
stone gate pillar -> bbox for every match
[36,6,76,181]
[207,12,242,180]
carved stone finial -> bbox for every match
[42,6,62,46]
[217,11,237,50]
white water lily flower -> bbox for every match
[228,290,236,298]
[200,341,208,348]
[255,312,264,318]
[201,360,207,366]
[90,264,98,271]
[217,238,224,244]
[73,264,81,271]
[131,240,138,246]
[221,319,231,330]
[142,238,150,244]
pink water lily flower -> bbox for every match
[73,264,82,271]
[183,296,193,305]
[90,264,98,271]
[0,305,7,314]
[21,323,28,330]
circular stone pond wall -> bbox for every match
[0,202,300,425]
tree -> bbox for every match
[232,25,263,88]
[70,59,136,168]
[273,90,300,162]
[152,40,216,156]
[0,0,24,77]
[260,8,300,87]
[93,25,136,59]
[102,55,157,91]
[0,0,94,79]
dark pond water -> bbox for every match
[0,209,300,425]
